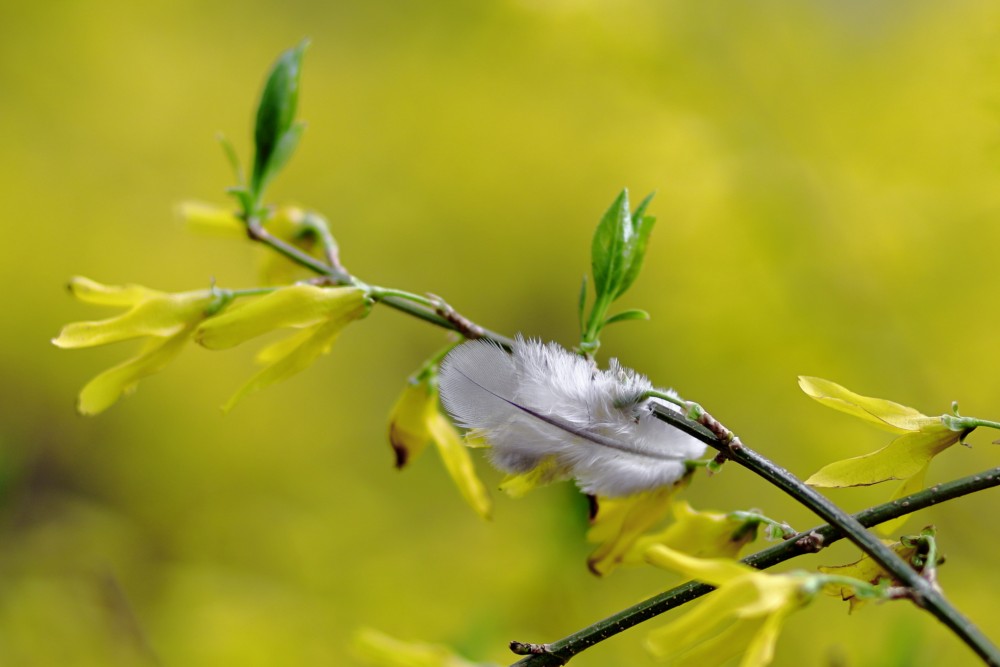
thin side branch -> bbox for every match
[243,214,515,348]
[511,465,1000,666]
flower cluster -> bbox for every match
[196,284,370,411]
[52,277,219,415]
[645,546,815,667]
[54,278,370,414]
[800,376,972,533]
[180,201,330,285]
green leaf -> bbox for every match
[251,39,309,198]
[583,190,658,350]
[253,122,305,199]
[614,191,656,299]
[631,191,655,226]
[225,186,254,216]
[591,189,631,300]
[590,190,658,304]
[577,275,588,336]
[603,309,650,326]
[216,132,245,187]
[615,212,656,299]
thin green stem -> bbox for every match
[242,214,516,349]
[204,285,280,316]
[228,287,279,298]
[727,510,795,540]
[580,292,612,354]
[962,417,1000,431]
[377,294,515,349]
[511,466,1000,666]
[370,287,438,309]
[643,389,688,411]
[298,211,343,272]
[412,342,460,384]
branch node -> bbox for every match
[509,641,558,658]
[428,293,486,339]
[794,531,825,553]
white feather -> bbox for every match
[438,336,707,497]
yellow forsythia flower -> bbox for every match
[52,277,217,415]
[645,546,813,667]
[388,376,492,519]
[633,501,759,565]
[799,376,970,534]
[352,628,494,667]
[177,201,244,237]
[586,481,758,577]
[259,207,328,285]
[178,202,327,285]
[497,456,561,498]
[586,483,684,576]
[195,285,370,411]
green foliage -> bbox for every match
[579,189,656,354]
[590,190,655,301]
[603,309,650,326]
[252,40,308,201]
[222,39,309,216]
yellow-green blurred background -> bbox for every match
[4,1,1000,665]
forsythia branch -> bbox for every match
[510,465,1000,666]
[651,405,1000,667]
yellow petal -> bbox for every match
[629,501,757,563]
[646,554,807,667]
[177,201,245,238]
[259,207,328,286]
[427,413,492,520]
[77,331,191,415]
[644,544,755,587]
[54,288,212,348]
[222,317,346,412]
[739,605,794,667]
[733,574,804,617]
[265,207,307,239]
[798,376,938,433]
[196,285,367,350]
[65,276,157,306]
[499,456,563,498]
[805,430,960,488]
[876,464,930,536]
[352,627,480,667]
[646,578,761,660]
[658,615,762,667]
[387,380,436,468]
[587,484,680,576]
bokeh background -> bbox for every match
[4,1,1000,665]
